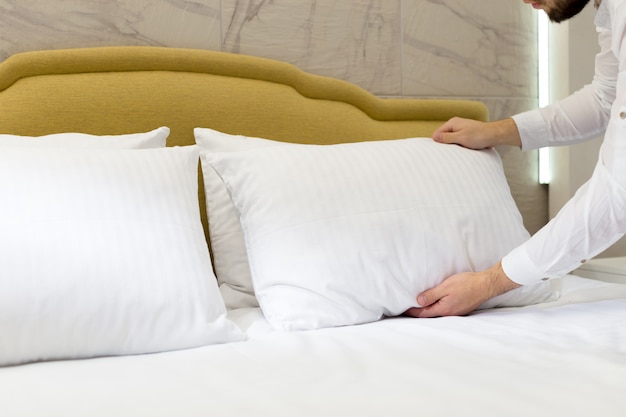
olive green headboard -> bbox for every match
[0,46,489,240]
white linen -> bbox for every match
[204,136,554,330]
[504,0,626,284]
[0,275,624,417]
[0,146,243,366]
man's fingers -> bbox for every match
[417,288,440,307]
[403,307,421,318]
[433,131,448,143]
[403,304,446,319]
[414,305,444,318]
[433,128,458,144]
[402,288,448,318]
[432,119,457,142]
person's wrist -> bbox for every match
[485,261,520,298]
[490,118,522,148]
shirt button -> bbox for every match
[620,112,626,119]
[541,277,549,281]
[580,259,587,264]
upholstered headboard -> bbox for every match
[0,46,488,238]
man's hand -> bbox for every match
[404,262,521,318]
[432,117,522,149]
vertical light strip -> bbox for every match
[538,11,551,184]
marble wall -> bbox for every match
[0,0,547,233]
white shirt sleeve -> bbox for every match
[502,0,626,285]
[512,6,615,151]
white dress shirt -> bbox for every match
[502,0,626,285]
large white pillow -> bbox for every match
[0,126,169,148]
[203,135,558,330]
[0,145,243,366]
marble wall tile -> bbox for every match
[0,0,222,61]
[221,0,403,95]
[402,0,537,98]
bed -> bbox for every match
[0,46,625,417]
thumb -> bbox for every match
[417,288,441,307]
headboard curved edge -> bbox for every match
[0,46,488,123]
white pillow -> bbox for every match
[195,128,560,316]
[203,135,558,331]
[0,145,243,366]
[195,128,282,309]
[0,126,169,148]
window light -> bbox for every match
[537,11,551,185]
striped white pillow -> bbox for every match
[0,146,243,366]
[204,137,555,331]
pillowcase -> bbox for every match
[195,128,282,309]
[202,134,559,330]
[0,126,169,148]
[0,145,243,366]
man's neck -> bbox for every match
[595,0,602,9]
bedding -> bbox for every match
[0,126,169,148]
[0,277,625,417]
[0,146,242,366]
[0,46,624,416]
[196,128,558,329]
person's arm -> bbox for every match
[500,0,626,285]
[514,14,615,151]
[409,2,626,317]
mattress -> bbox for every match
[1,275,624,417]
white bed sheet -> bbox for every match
[1,275,625,417]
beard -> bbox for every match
[548,0,592,23]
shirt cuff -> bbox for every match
[511,110,550,151]
[501,244,550,285]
